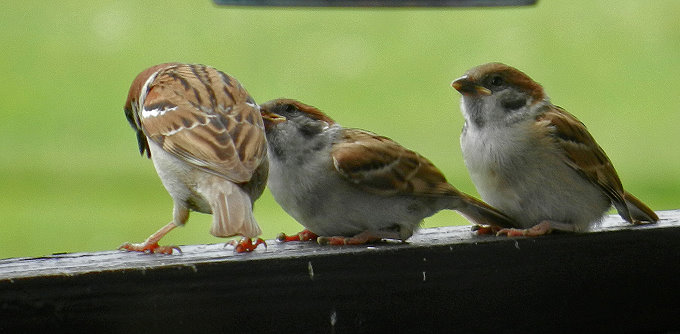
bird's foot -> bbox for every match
[229,238,267,253]
[276,229,319,242]
[496,221,553,237]
[471,224,503,235]
[317,231,381,246]
[119,241,181,255]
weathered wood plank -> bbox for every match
[1,210,679,333]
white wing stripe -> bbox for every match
[142,106,177,118]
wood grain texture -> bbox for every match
[1,210,679,333]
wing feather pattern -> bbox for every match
[137,64,266,183]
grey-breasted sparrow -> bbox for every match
[452,62,657,236]
[260,98,516,245]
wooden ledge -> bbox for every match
[1,210,679,332]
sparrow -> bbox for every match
[451,62,658,236]
[120,63,268,254]
[260,98,516,245]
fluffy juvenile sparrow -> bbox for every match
[260,99,516,245]
[121,63,268,253]
[451,62,658,236]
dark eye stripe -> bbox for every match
[501,97,526,111]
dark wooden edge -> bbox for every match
[1,210,679,332]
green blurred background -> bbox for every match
[1,1,678,259]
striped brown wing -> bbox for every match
[139,64,266,183]
[331,128,456,196]
[538,105,627,211]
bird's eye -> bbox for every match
[283,104,299,115]
[490,75,504,87]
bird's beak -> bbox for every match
[260,110,287,129]
[451,76,492,96]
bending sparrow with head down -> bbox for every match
[451,62,658,236]
[260,98,516,245]
[121,63,268,254]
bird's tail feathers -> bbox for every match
[622,191,658,224]
[200,179,262,238]
[453,195,518,229]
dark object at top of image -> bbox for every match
[213,0,537,7]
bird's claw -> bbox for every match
[228,238,267,253]
[317,236,347,245]
[471,224,502,235]
[118,242,182,255]
[276,229,319,242]
[316,235,380,246]
[496,221,553,237]
[495,228,528,237]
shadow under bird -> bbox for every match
[121,63,268,254]
[260,98,516,245]
[451,62,658,236]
